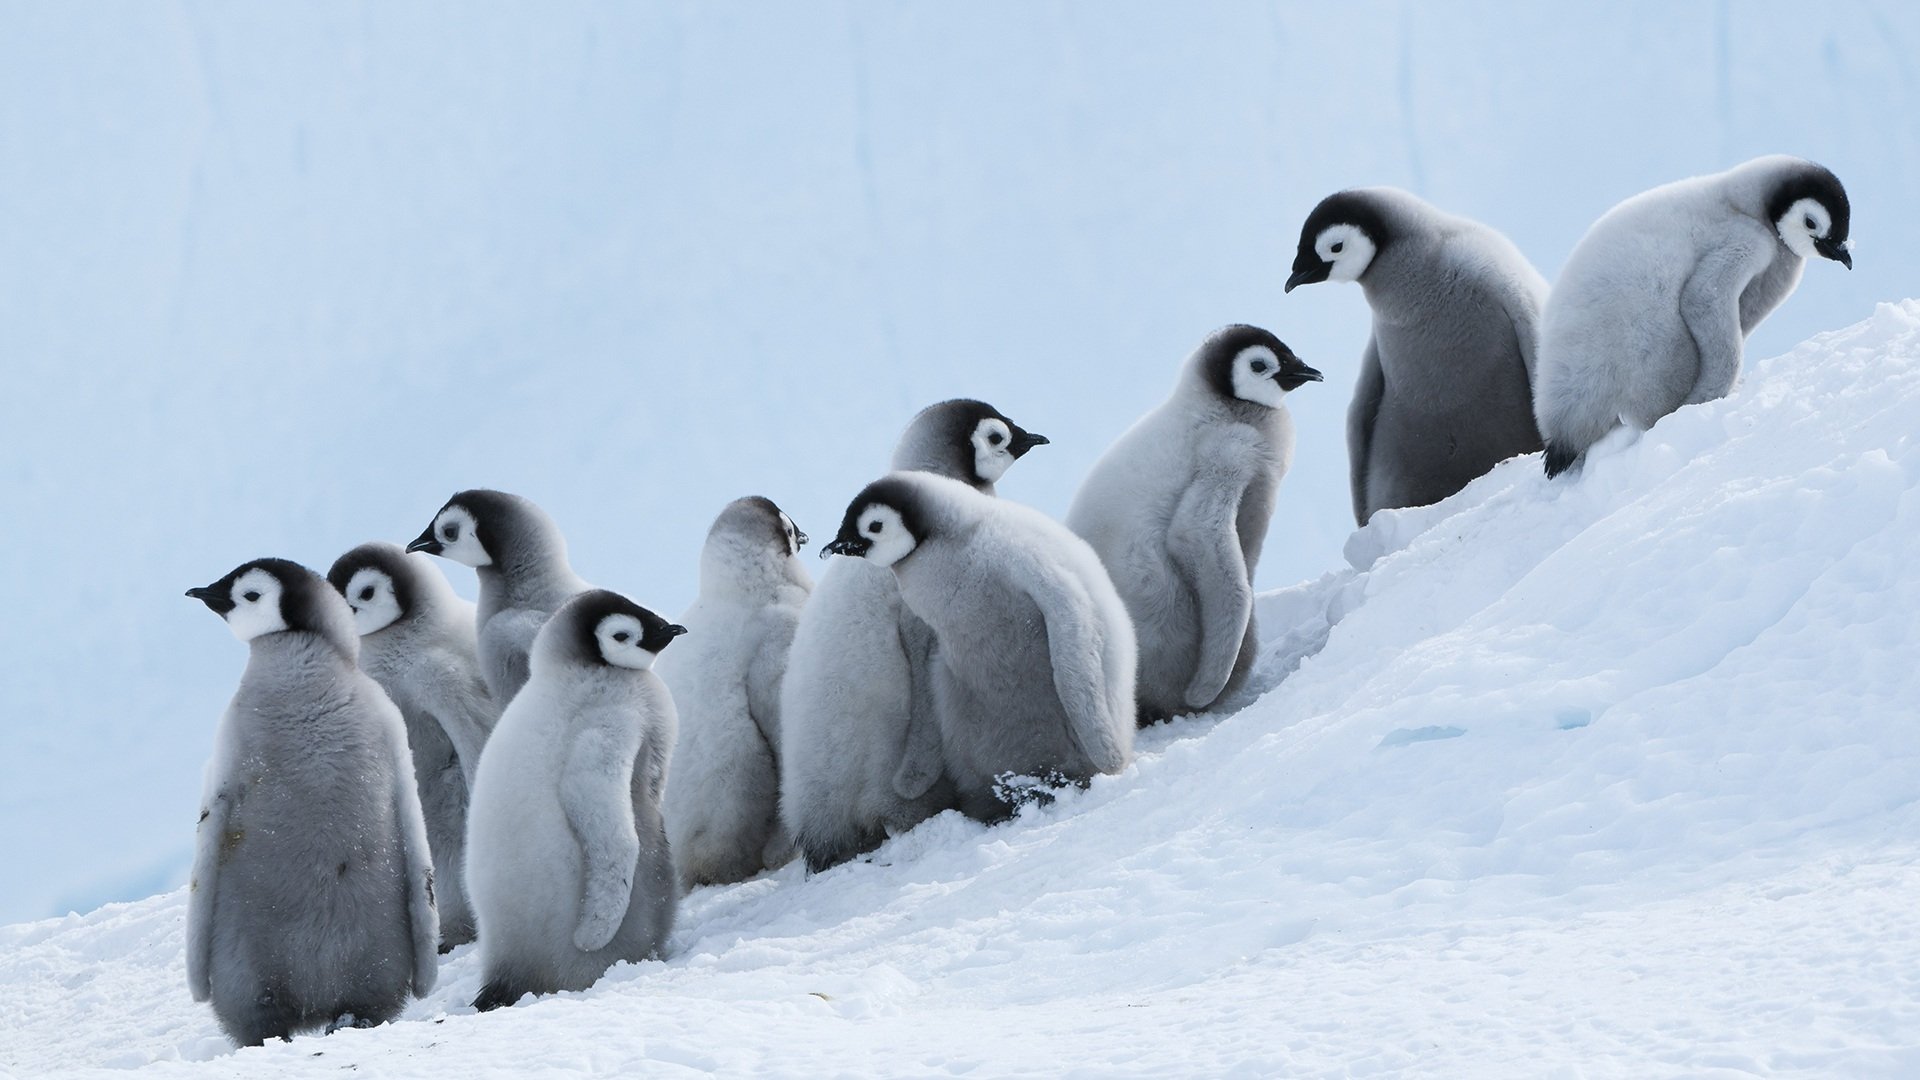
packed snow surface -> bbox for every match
[6,306,1918,1077]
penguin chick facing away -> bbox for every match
[1534,155,1851,477]
[822,471,1135,822]
[407,488,590,706]
[1287,187,1548,524]
[465,589,684,1011]
[657,497,813,890]
[328,542,503,950]
[1068,325,1319,724]
[186,558,439,1045]
[780,400,1048,872]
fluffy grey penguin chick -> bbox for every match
[657,497,813,889]
[328,542,503,949]
[1534,155,1852,477]
[822,471,1135,821]
[407,488,590,705]
[186,558,439,1045]
[465,589,685,1011]
[780,400,1049,871]
[1287,187,1548,524]
[1068,325,1319,724]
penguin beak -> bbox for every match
[405,526,443,555]
[186,585,234,616]
[821,536,871,560]
[1010,430,1050,458]
[1285,260,1331,293]
[1814,237,1852,269]
[794,528,810,548]
[1275,355,1324,391]
[665,624,689,639]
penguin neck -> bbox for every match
[700,544,810,603]
[242,631,358,711]
[478,546,581,611]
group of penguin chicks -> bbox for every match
[181,154,1851,1046]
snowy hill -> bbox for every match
[7,306,1918,1078]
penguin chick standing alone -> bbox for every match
[822,472,1135,821]
[407,489,590,705]
[465,589,684,1011]
[328,542,503,949]
[780,400,1048,872]
[1534,155,1852,477]
[1287,187,1549,524]
[1067,325,1320,724]
[186,559,438,1045]
[657,497,813,889]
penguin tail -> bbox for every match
[1543,442,1581,479]
[471,978,524,1013]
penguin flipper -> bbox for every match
[560,718,643,953]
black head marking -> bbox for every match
[567,589,685,664]
[908,399,1049,485]
[188,557,328,632]
[409,488,531,557]
[1765,161,1851,255]
[823,475,929,560]
[1197,324,1320,400]
[326,543,418,621]
[1287,190,1392,291]
[724,495,803,554]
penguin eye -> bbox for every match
[1330,241,1344,254]
[442,524,459,541]
[1804,215,1817,231]
[1250,360,1270,373]
[242,591,260,603]
[988,433,1004,446]
[867,521,883,534]
[612,631,630,643]
[359,586,375,602]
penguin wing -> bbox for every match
[481,607,548,701]
[1018,552,1130,775]
[892,612,947,801]
[377,687,441,992]
[1680,231,1774,406]
[184,769,231,1002]
[1497,277,1545,386]
[1166,457,1256,711]
[419,648,500,785]
[1347,337,1385,526]
[744,609,800,753]
[561,714,644,953]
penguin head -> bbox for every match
[1767,163,1852,269]
[409,497,491,567]
[711,495,807,558]
[326,542,423,636]
[1287,190,1390,291]
[893,399,1049,490]
[821,475,926,568]
[564,589,685,671]
[188,558,344,647]
[1199,324,1323,409]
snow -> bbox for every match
[7,304,1919,1077]
[5,1,1920,925]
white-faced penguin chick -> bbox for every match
[407,488,590,705]
[1287,188,1549,524]
[780,400,1049,872]
[328,542,503,949]
[185,558,439,1046]
[464,589,684,1011]
[821,472,1135,822]
[656,497,812,890]
[1535,155,1852,477]
[1067,325,1319,725]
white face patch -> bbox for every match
[1315,224,1377,283]
[970,417,1016,484]
[595,613,658,670]
[777,511,801,555]
[1775,196,1832,261]
[343,567,403,636]
[855,504,917,568]
[432,505,491,567]
[223,568,289,643]
[1228,345,1288,409]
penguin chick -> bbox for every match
[465,589,684,1011]
[821,472,1135,821]
[657,497,813,889]
[1067,325,1318,723]
[1534,155,1852,477]
[407,488,590,705]
[186,558,438,1045]
[780,400,1048,872]
[1287,187,1549,524]
[328,542,503,949]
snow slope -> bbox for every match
[4,1,1920,925]
[6,306,1917,1078]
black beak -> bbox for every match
[821,536,871,560]
[186,584,233,616]
[1010,430,1050,458]
[665,624,689,638]
[1276,356,1324,391]
[794,529,810,548]
[1814,237,1852,269]
[1285,261,1331,293]
[405,526,442,555]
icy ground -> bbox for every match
[6,306,1919,1076]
